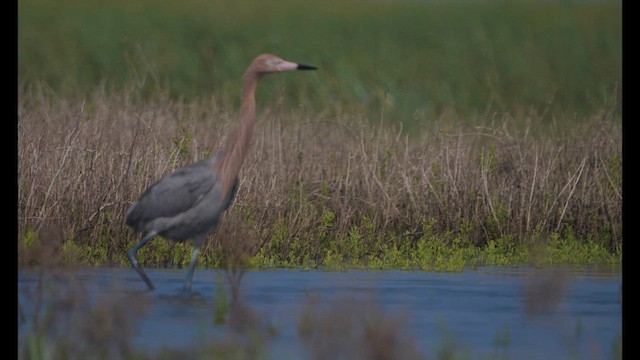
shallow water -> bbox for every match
[18,267,621,359]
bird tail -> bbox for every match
[125,202,139,228]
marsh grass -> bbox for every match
[18,0,621,127]
[18,269,425,360]
[19,266,621,360]
[17,85,621,269]
[17,268,269,360]
[17,0,621,269]
[19,269,149,360]
[298,295,424,360]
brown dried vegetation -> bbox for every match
[17,86,621,267]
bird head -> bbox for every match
[249,54,317,76]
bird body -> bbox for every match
[125,54,316,291]
[125,154,238,241]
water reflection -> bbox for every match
[18,267,621,359]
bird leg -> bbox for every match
[128,232,157,290]
[183,236,205,293]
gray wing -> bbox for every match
[125,156,221,229]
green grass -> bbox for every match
[19,0,621,128]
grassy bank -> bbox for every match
[18,0,622,269]
[17,87,621,270]
[18,0,622,128]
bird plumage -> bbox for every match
[125,53,316,292]
[125,154,238,241]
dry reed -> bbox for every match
[17,86,621,267]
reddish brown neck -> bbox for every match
[217,72,260,196]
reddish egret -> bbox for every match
[125,54,317,291]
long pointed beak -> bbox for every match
[296,63,317,70]
[277,61,318,72]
